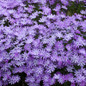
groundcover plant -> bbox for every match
[0,0,86,86]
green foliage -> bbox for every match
[3,20,11,27]
[51,67,69,77]
[74,65,81,70]
[62,81,71,86]
[67,1,86,16]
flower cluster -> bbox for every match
[0,0,86,86]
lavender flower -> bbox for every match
[0,0,86,86]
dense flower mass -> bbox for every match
[0,0,86,86]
